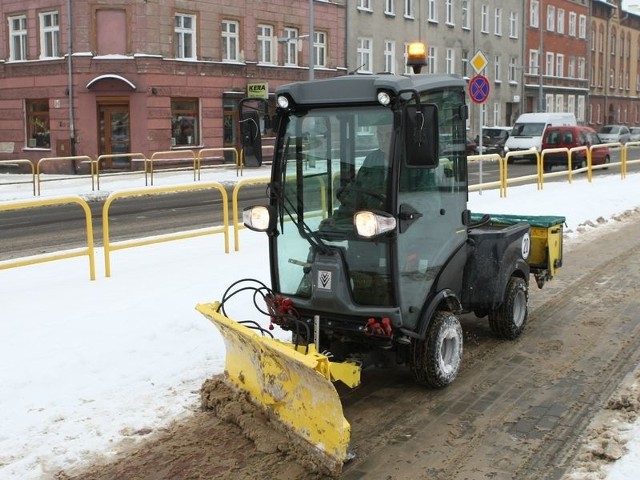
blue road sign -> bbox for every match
[469,74,490,104]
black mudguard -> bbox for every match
[462,222,531,310]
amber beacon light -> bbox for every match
[406,42,428,73]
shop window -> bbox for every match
[27,99,50,148]
[171,99,199,146]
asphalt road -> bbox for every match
[0,183,270,261]
[0,155,637,261]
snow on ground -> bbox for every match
[1,165,639,479]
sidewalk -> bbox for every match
[0,163,273,202]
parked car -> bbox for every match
[466,135,477,155]
[439,134,477,156]
[475,126,511,156]
[629,127,640,142]
[541,125,610,172]
[598,125,631,144]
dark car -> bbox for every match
[439,134,477,156]
[541,125,610,172]
[476,126,511,156]
[466,136,477,155]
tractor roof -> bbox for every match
[276,73,466,106]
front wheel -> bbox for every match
[488,276,529,340]
[410,311,463,388]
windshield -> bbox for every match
[484,128,508,139]
[511,122,545,136]
[600,126,619,134]
[273,106,395,305]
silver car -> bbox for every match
[598,125,631,144]
[629,127,640,142]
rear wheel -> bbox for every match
[572,157,587,170]
[488,276,529,340]
[410,311,463,388]
[603,154,610,170]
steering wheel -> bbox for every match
[336,184,386,206]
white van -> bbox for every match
[504,112,577,162]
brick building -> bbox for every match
[4,0,640,175]
[0,0,346,173]
[524,0,590,121]
[589,0,640,126]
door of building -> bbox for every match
[98,103,130,169]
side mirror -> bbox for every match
[405,103,439,167]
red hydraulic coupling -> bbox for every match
[364,317,392,337]
[266,295,297,330]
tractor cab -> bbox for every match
[244,73,471,342]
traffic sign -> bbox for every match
[470,50,488,74]
[469,74,490,104]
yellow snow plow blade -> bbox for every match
[196,301,360,474]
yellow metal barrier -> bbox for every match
[586,144,610,182]
[0,196,96,280]
[37,156,93,195]
[620,141,640,179]
[197,147,239,180]
[466,153,503,196]
[95,153,147,190]
[587,142,624,182]
[501,149,539,196]
[0,159,36,196]
[567,145,589,183]
[147,150,197,186]
[538,147,569,189]
[102,183,230,277]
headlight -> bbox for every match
[354,211,397,238]
[276,95,289,109]
[243,205,274,232]
[377,91,391,106]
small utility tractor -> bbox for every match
[197,42,564,476]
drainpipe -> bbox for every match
[67,0,76,156]
[344,0,348,73]
[309,0,314,80]
[538,0,544,112]
[604,9,610,124]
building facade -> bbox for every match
[3,0,640,174]
[444,0,525,130]
[0,0,346,172]
[346,0,526,132]
[589,0,640,127]
[523,0,590,122]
